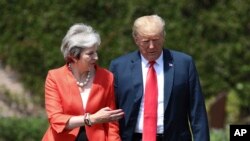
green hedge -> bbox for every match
[0,0,249,119]
[0,117,48,141]
[210,128,229,141]
[0,117,230,141]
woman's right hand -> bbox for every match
[90,107,124,124]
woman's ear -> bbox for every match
[72,57,78,63]
[67,56,77,63]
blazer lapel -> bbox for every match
[163,49,174,111]
[84,65,102,113]
[65,65,85,114]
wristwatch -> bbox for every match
[84,113,92,127]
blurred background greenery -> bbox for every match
[0,0,249,140]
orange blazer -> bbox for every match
[42,65,120,141]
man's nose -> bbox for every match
[148,40,155,49]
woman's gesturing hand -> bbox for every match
[90,107,124,124]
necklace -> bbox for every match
[68,63,91,87]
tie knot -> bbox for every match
[149,61,156,67]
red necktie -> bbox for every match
[143,61,158,141]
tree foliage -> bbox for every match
[0,0,249,117]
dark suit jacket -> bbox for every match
[109,49,210,141]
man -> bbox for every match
[109,15,210,141]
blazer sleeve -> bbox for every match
[45,71,72,133]
[105,75,121,141]
[188,59,210,141]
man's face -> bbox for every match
[134,32,164,61]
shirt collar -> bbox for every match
[140,51,163,67]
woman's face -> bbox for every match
[76,46,98,72]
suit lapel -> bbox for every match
[125,50,174,124]
[163,49,174,111]
[125,52,144,125]
[131,60,144,103]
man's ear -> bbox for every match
[133,36,139,46]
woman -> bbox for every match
[42,23,124,141]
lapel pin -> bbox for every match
[169,63,173,67]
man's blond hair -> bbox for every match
[132,15,165,37]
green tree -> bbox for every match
[0,0,249,120]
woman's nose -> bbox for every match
[93,53,98,60]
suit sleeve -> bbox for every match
[188,59,210,141]
[45,71,72,133]
[106,74,121,141]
